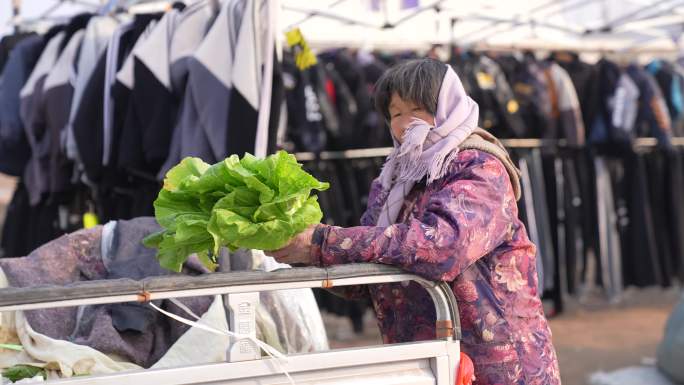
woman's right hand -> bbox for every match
[269,225,317,265]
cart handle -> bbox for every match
[0,263,460,341]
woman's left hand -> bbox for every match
[269,225,317,265]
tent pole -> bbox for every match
[382,0,390,28]
[286,0,349,29]
[282,5,378,28]
[11,0,21,33]
[472,42,678,55]
[458,14,583,36]
[543,0,600,18]
[448,0,582,42]
[473,0,599,44]
[586,0,684,33]
[39,1,64,19]
[387,0,446,28]
[284,0,447,32]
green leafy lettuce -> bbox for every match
[2,365,46,382]
[144,151,329,272]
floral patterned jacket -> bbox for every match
[311,149,561,385]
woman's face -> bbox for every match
[388,93,435,143]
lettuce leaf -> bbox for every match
[2,365,46,382]
[144,151,328,272]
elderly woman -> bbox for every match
[272,58,561,385]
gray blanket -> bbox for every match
[0,217,213,368]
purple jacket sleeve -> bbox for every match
[312,151,517,282]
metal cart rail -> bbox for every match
[0,263,462,385]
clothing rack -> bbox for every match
[304,38,682,56]
[294,137,684,161]
[8,0,171,29]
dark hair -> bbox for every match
[373,58,448,121]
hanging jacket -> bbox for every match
[167,1,218,92]
[359,55,393,147]
[552,52,597,132]
[72,14,160,188]
[55,13,92,52]
[65,16,119,163]
[42,29,85,197]
[108,14,163,168]
[590,67,641,146]
[101,19,135,169]
[161,0,277,172]
[281,52,328,153]
[0,34,44,176]
[0,32,36,72]
[626,64,672,146]
[646,60,684,137]
[19,32,66,205]
[609,73,640,142]
[157,1,218,180]
[117,12,178,178]
[451,53,526,138]
[496,54,552,138]
[672,63,684,136]
[72,50,108,184]
[480,55,527,138]
[320,61,358,150]
[586,59,625,146]
[159,1,223,176]
[226,0,275,158]
[163,0,263,171]
[264,29,286,157]
[320,49,379,150]
[104,14,165,220]
[72,19,129,184]
[540,61,586,146]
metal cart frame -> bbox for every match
[0,264,461,385]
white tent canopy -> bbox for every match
[282,0,684,53]
[3,0,684,53]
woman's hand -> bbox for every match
[269,225,317,265]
